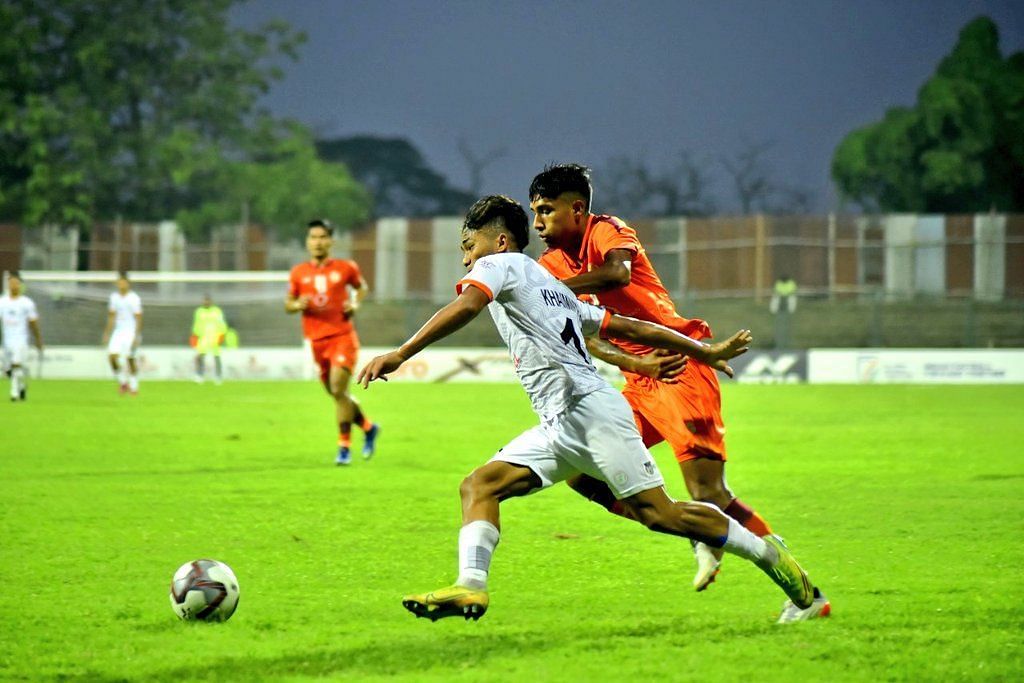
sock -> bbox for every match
[214,357,222,380]
[128,374,139,391]
[725,498,773,536]
[10,368,21,398]
[338,424,352,448]
[117,369,127,385]
[197,356,205,377]
[456,520,500,590]
[353,402,373,432]
[720,517,770,563]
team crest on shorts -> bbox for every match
[643,461,655,476]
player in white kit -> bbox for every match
[101,272,143,395]
[358,195,816,622]
[1,272,43,401]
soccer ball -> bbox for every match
[169,559,240,622]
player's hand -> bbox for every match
[342,301,358,317]
[705,329,752,378]
[293,296,310,312]
[634,349,687,383]
[357,350,406,388]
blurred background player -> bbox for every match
[357,195,816,623]
[530,164,829,621]
[191,294,228,384]
[101,271,143,395]
[285,219,379,465]
[1,271,43,401]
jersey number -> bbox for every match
[560,318,587,360]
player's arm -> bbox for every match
[344,277,369,316]
[133,312,142,347]
[602,314,752,378]
[358,286,489,387]
[102,310,115,343]
[29,319,43,351]
[561,248,634,294]
[585,336,686,383]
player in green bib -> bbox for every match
[191,295,228,384]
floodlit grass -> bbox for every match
[1,380,1022,681]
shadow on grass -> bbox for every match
[72,630,558,681]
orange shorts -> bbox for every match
[310,332,359,382]
[621,360,726,463]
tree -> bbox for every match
[316,136,475,217]
[832,16,1024,212]
[176,125,371,240]
[720,139,815,214]
[0,0,369,231]
[595,151,716,217]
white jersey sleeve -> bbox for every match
[456,257,510,301]
[108,292,117,312]
[577,299,610,338]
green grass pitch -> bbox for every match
[2,380,1022,681]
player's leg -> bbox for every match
[339,337,378,458]
[619,487,814,609]
[403,461,541,622]
[327,364,356,464]
[404,427,559,622]
[681,456,772,535]
[212,345,223,384]
[126,353,139,394]
[6,346,25,400]
[108,351,127,393]
[194,353,205,383]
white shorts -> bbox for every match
[2,342,29,367]
[107,329,138,357]
[491,386,665,499]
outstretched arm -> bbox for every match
[603,314,752,378]
[585,337,686,383]
[358,285,490,387]
[561,249,633,294]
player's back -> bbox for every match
[458,252,609,421]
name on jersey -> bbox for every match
[540,288,576,312]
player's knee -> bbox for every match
[459,470,492,503]
[686,481,732,509]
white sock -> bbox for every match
[128,374,139,391]
[456,520,500,590]
[117,370,127,385]
[10,368,21,398]
[721,517,770,563]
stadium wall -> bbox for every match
[24,346,1024,384]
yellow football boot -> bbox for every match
[402,584,489,622]
[756,535,814,609]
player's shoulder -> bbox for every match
[591,213,634,233]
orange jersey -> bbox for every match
[538,214,712,360]
[288,259,362,341]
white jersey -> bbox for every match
[0,294,38,348]
[108,291,142,333]
[457,252,610,422]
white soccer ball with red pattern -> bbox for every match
[169,559,240,621]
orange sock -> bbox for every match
[338,424,352,448]
[359,416,373,432]
[724,498,773,536]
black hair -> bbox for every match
[463,195,529,250]
[307,218,334,236]
[117,270,129,281]
[529,163,593,209]
[8,270,21,280]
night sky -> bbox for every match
[231,0,1024,212]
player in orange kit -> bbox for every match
[286,219,380,465]
[530,164,828,622]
